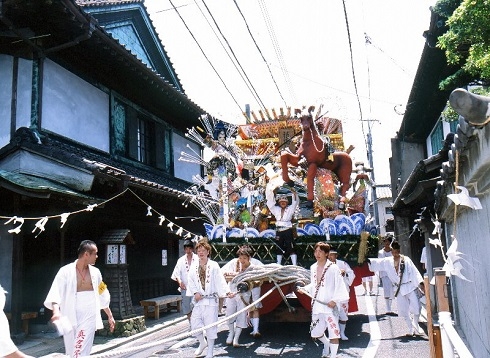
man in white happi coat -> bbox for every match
[171,239,198,325]
[1,284,34,358]
[368,240,425,336]
[187,240,231,358]
[44,240,115,358]
[378,235,395,314]
[305,242,349,358]
[328,249,355,340]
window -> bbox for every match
[385,206,393,214]
[430,121,444,155]
[112,98,171,172]
[136,117,151,164]
[449,120,458,133]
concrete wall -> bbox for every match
[390,138,425,200]
[0,55,33,153]
[16,59,33,131]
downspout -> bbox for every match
[44,18,96,54]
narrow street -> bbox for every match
[82,278,430,358]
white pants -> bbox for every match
[310,312,340,339]
[64,291,96,358]
[338,301,349,321]
[380,276,394,298]
[180,289,193,315]
[396,289,421,318]
[191,304,219,339]
[226,293,249,328]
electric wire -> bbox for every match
[341,0,367,155]
[198,0,268,113]
[364,33,413,77]
[269,62,406,107]
[168,0,244,114]
[258,0,295,104]
[233,0,288,111]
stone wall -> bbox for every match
[97,316,146,338]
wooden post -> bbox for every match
[425,273,443,358]
[434,269,450,312]
[433,268,449,358]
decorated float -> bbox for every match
[179,105,378,319]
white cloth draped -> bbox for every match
[310,261,349,314]
[0,285,18,357]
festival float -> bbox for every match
[179,105,378,320]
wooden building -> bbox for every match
[0,0,206,336]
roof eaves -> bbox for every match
[6,128,195,199]
[0,170,100,203]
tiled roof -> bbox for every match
[76,0,184,93]
[99,228,135,244]
[375,185,392,200]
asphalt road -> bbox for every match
[98,282,430,358]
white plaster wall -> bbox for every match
[0,55,13,148]
[376,198,393,236]
[41,59,109,152]
[172,132,200,183]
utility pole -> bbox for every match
[362,119,380,233]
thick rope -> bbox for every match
[91,265,310,358]
[231,264,310,287]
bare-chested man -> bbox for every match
[45,240,115,357]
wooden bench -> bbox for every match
[140,295,182,320]
[6,311,38,334]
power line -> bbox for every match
[268,62,407,108]
[258,0,295,104]
[341,0,367,153]
[364,33,413,77]
[198,0,268,113]
[168,0,244,115]
[233,0,288,110]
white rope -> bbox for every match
[230,264,311,287]
[91,265,310,358]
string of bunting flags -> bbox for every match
[0,187,204,241]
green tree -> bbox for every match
[436,0,490,89]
